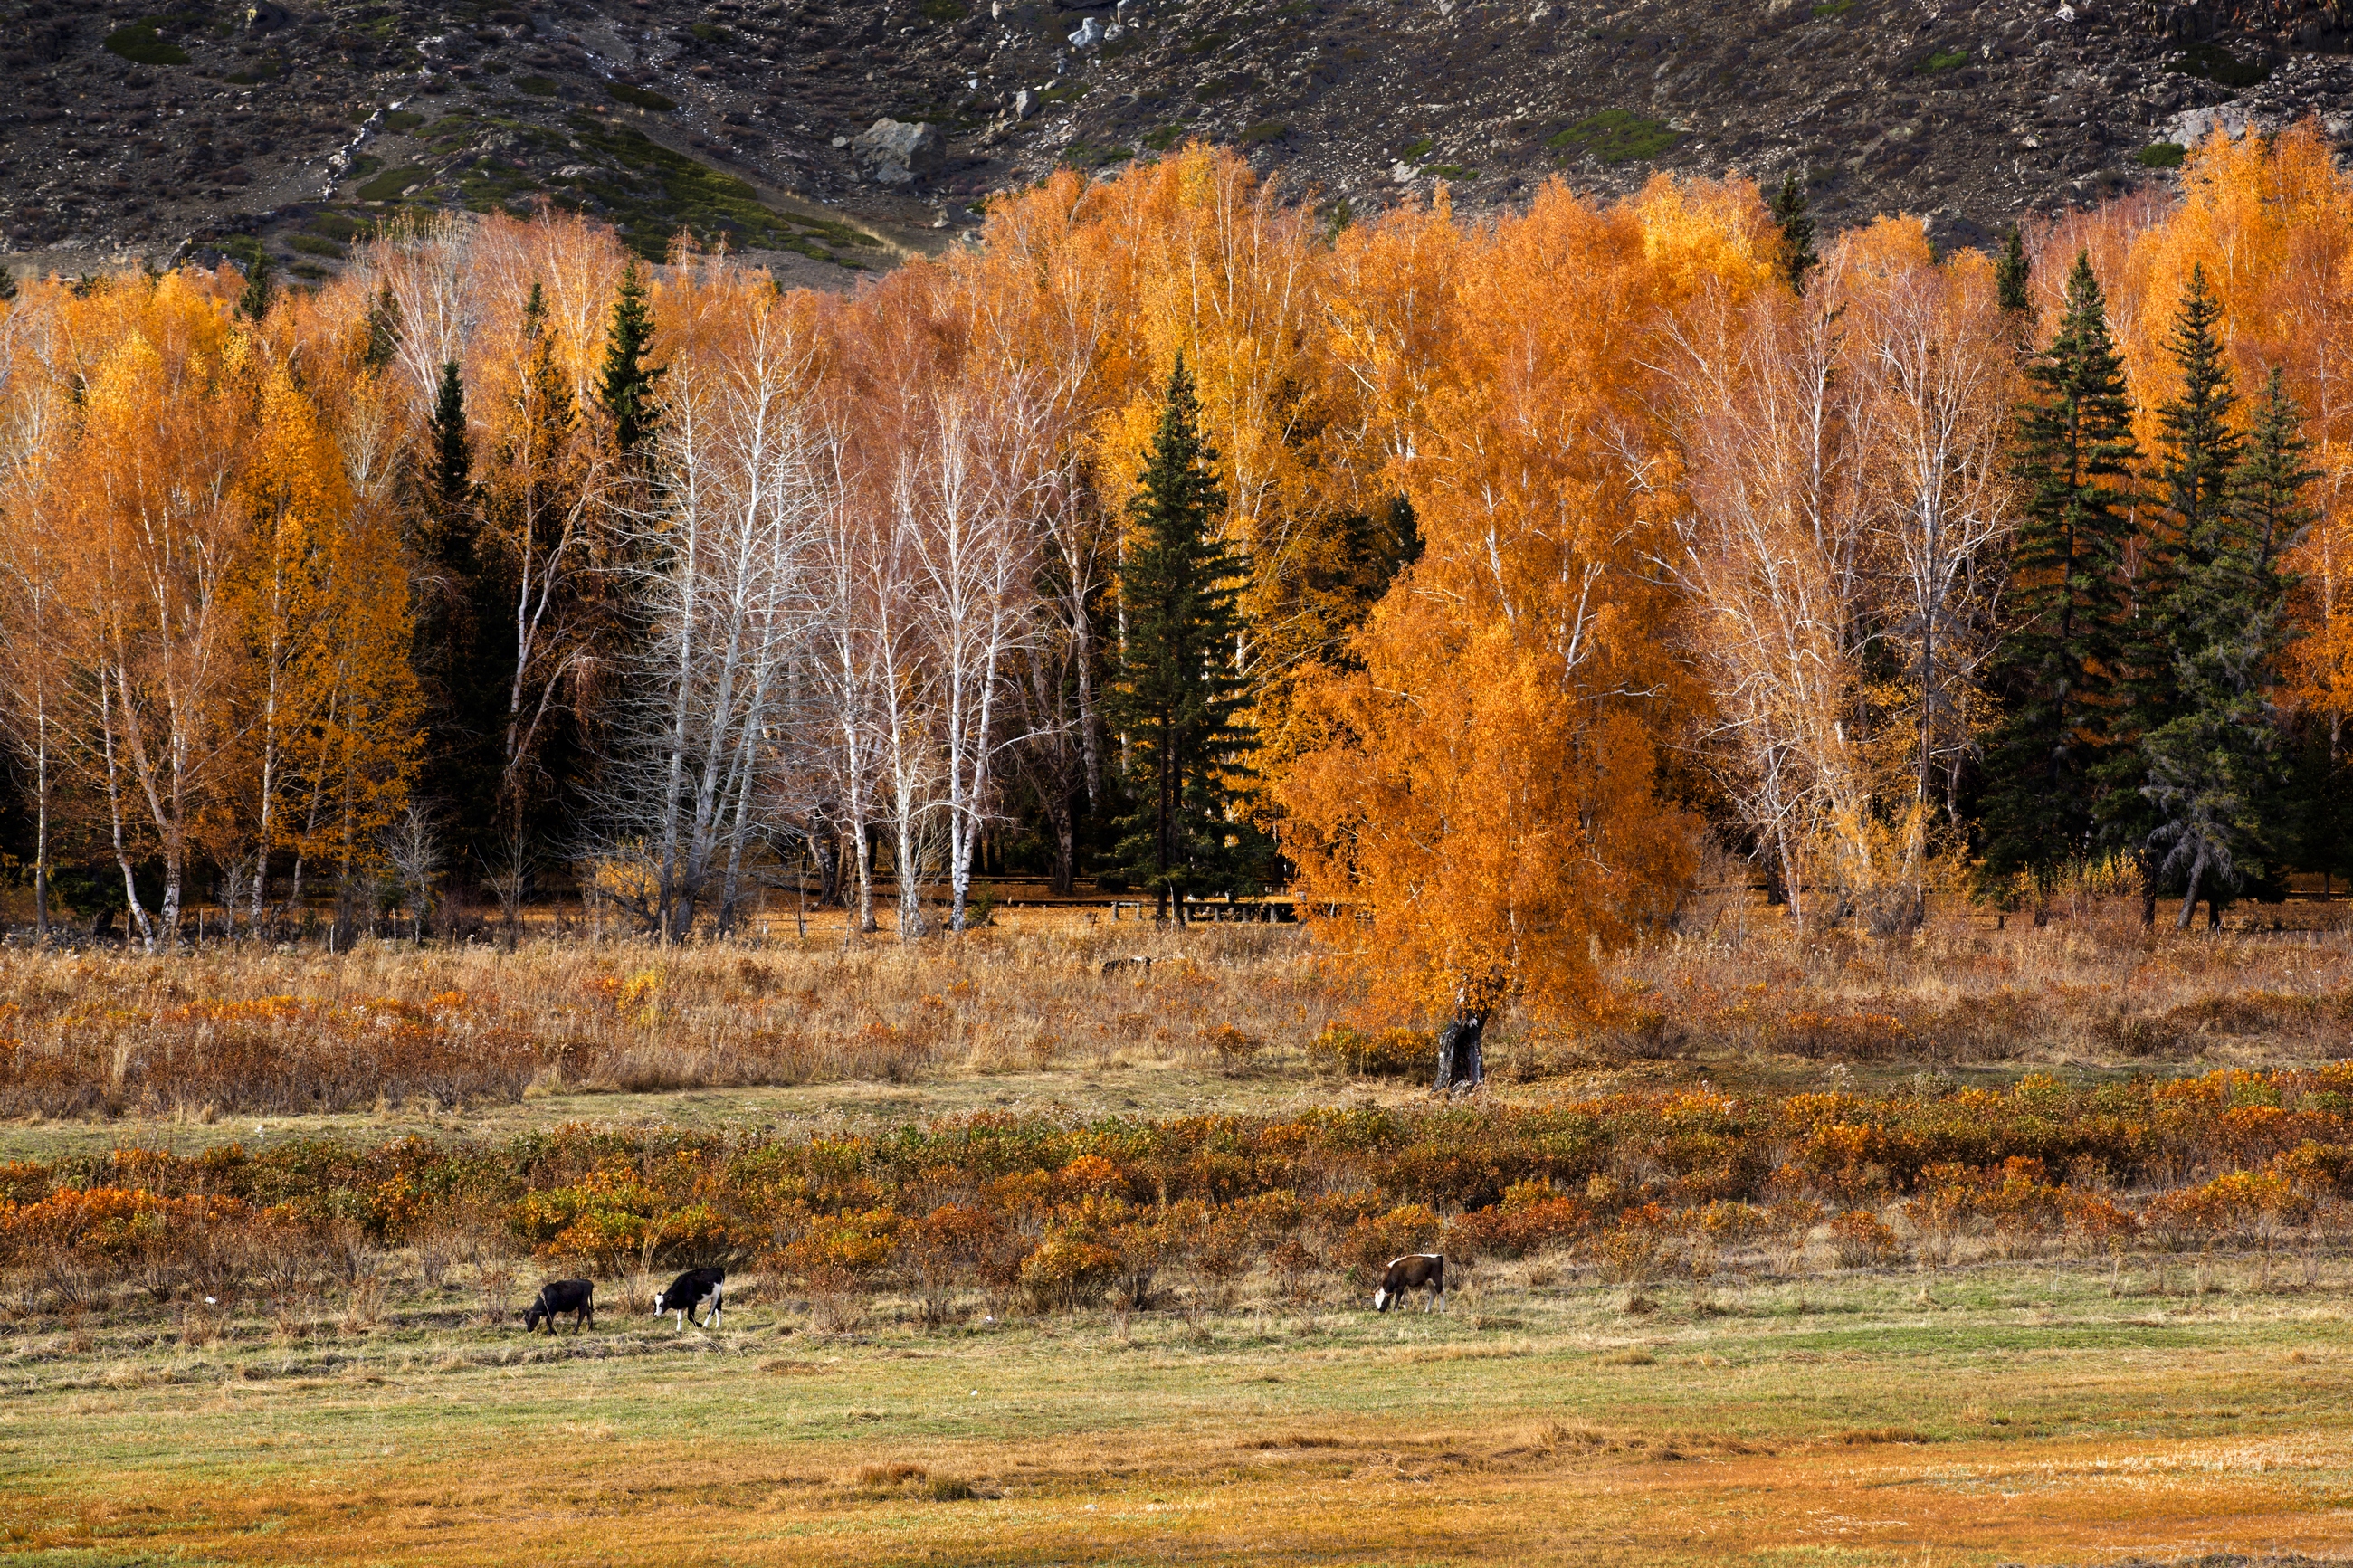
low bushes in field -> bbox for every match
[5,1067,2353,1318]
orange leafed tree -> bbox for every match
[1281,180,1742,1035]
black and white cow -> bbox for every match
[653,1267,726,1332]
[1371,1253,1444,1313]
[524,1278,595,1335]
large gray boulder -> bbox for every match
[850,119,943,185]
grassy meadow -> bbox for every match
[3,1254,2349,1565]
[4,898,2353,1564]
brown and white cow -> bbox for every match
[1372,1253,1444,1313]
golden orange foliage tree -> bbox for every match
[1279,180,1773,1031]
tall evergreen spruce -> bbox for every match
[2133,346,2310,928]
[1995,228,2031,314]
[597,260,664,452]
[1108,355,1262,922]
[2098,264,2253,926]
[1977,252,2139,903]
[1770,173,1818,295]
[429,361,472,521]
[2237,371,2323,882]
[236,252,273,323]
[363,284,401,375]
[412,360,500,871]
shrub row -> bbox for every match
[5,1067,2351,1309]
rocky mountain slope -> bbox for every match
[4,0,2350,287]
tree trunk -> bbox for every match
[32,714,48,942]
[1434,1014,1485,1093]
[1045,784,1076,897]
[2174,843,2208,932]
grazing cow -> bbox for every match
[1372,1253,1444,1313]
[525,1278,595,1335]
[653,1267,726,1332]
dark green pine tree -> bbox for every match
[0,265,17,304]
[1976,252,2139,905]
[236,252,274,323]
[1107,354,1264,922]
[597,259,664,452]
[2099,266,2277,930]
[412,360,500,871]
[363,285,401,375]
[2234,372,2328,888]
[2132,361,2310,927]
[1770,173,1818,295]
[1995,228,2031,314]
[427,361,474,528]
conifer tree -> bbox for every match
[2098,265,2247,925]
[1977,252,2139,903]
[428,361,472,522]
[597,260,664,452]
[0,265,16,304]
[1108,354,1262,921]
[1770,173,1817,295]
[363,285,400,375]
[2133,355,2310,927]
[236,252,274,323]
[1995,228,2031,314]
[410,358,487,863]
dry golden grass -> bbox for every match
[5,892,2351,1130]
[0,918,1350,1120]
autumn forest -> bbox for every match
[5,129,2353,1036]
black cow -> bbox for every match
[653,1267,726,1332]
[525,1278,595,1335]
[1372,1253,1444,1313]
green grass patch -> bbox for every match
[515,74,561,96]
[1140,122,1187,152]
[2167,42,2268,87]
[1920,46,1969,71]
[919,0,968,18]
[383,109,426,132]
[1062,140,1135,169]
[1042,80,1090,103]
[2137,141,2187,169]
[606,81,677,111]
[1399,136,1434,159]
[691,21,731,42]
[1547,109,1682,163]
[1811,0,1853,15]
[355,165,431,201]
[563,117,804,261]
[102,21,190,66]
[791,215,879,249]
[1430,163,1478,180]
[289,233,345,258]
[307,212,365,242]
[1241,119,1288,145]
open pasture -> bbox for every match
[5,907,2353,1563]
[2,1259,2350,1566]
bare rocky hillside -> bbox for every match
[4,0,2351,286]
